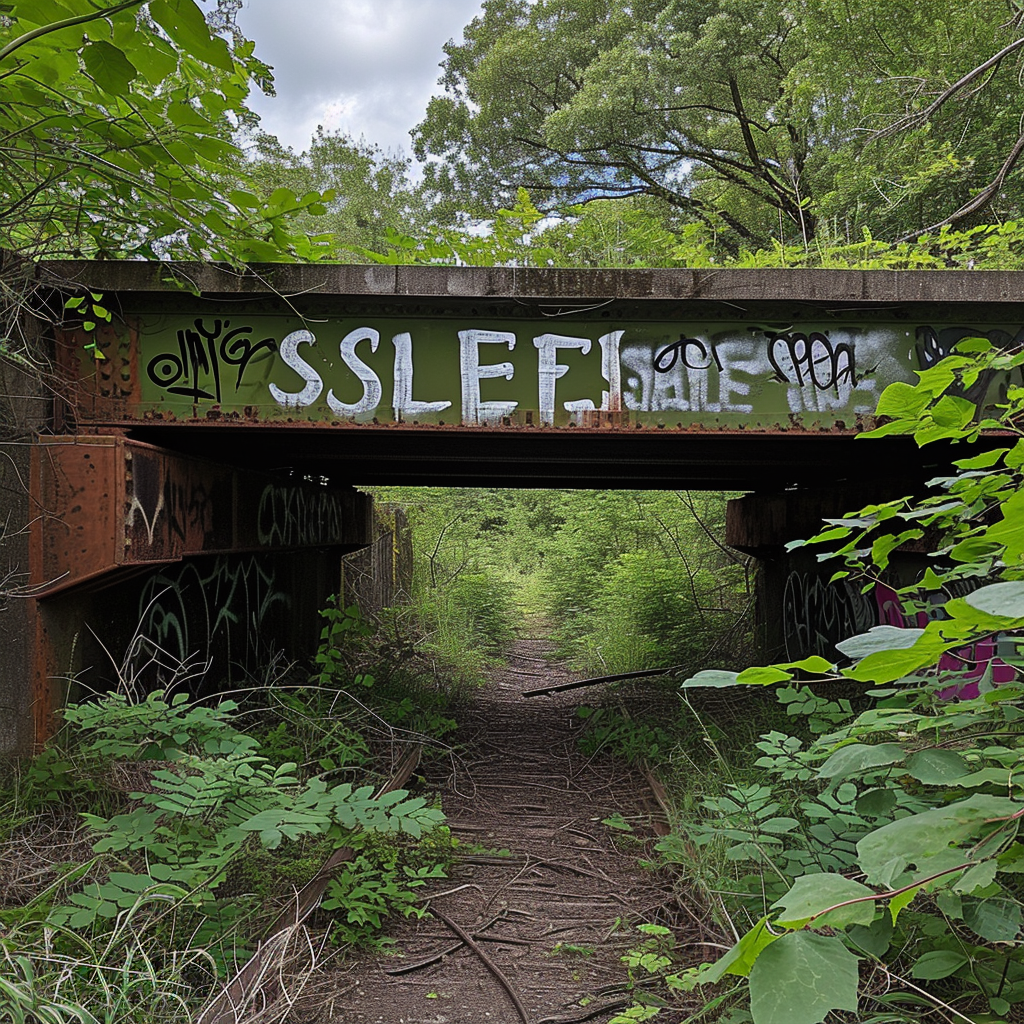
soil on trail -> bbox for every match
[313,633,680,1024]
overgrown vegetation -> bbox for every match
[371,487,753,682]
[575,320,1024,1023]
[0,601,464,1021]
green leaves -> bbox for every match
[698,917,779,983]
[905,749,969,785]
[53,874,189,929]
[857,795,1019,887]
[835,625,925,658]
[773,873,876,929]
[684,303,1024,1022]
[911,950,969,980]
[818,743,905,780]
[50,687,447,934]
[681,669,740,687]
[82,39,136,94]
[0,0,333,261]
[149,0,233,71]
[965,581,1024,619]
[748,933,859,1024]
[963,898,1022,942]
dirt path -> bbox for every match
[311,633,677,1024]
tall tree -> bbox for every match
[805,0,1024,240]
[414,0,1024,248]
[244,129,425,260]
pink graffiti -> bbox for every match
[874,584,1014,697]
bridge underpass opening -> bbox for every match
[4,260,1020,752]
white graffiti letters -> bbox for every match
[459,329,518,425]
[262,321,937,423]
[327,327,382,418]
[534,333,591,425]
[270,329,322,408]
[392,332,451,418]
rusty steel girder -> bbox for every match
[30,435,370,596]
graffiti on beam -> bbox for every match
[782,571,877,662]
[145,318,277,404]
[874,582,1015,694]
[257,483,345,547]
[137,555,289,675]
[121,315,1024,429]
[121,446,350,560]
[783,572,1014,690]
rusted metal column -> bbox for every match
[26,437,373,748]
[726,483,921,663]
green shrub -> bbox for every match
[446,571,518,653]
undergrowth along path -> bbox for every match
[314,631,678,1024]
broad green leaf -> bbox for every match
[835,626,925,659]
[130,38,178,85]
[906,749,969,785]
[737,666,793,685]
[936,890,963,919]
[82,40,138,96]
[699,917,778,983]
[997,843,1024,872]
[963,898,1022,941]
[929,394,975,429]
[857,788,896,817]
[748,933,859,1024]
[844,632,948,684]
[911,950,968,980]
[952,859,998,895]
[964,581,1024,620]
[681,670,740,688]
[818,743,905,780]
[955,448,1008,469]
[760,817,799,834]
[847,914,893,957]
[777,656,835,674]
[888,884,924,924]
[773,873,876,929]
[872,529,923,569]
[150,0,234,71]
[952,336,992,354]
[981,489,1024,563]
[875,381,931,420]
[857,795,1020,887]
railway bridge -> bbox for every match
[2,261,1018,752]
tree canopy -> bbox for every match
[244,128,424,261]
[413,0,1024,249]
[0,0,328,262]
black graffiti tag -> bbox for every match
[146,319,277,403]
[766,331,857,391]
[653,335,723,374]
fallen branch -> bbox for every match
[522,666,677,698]
[537,1000,632,1024]
[431,907,532,1024]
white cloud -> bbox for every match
[235,0,483,157]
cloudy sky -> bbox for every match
[235,0,484,158]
